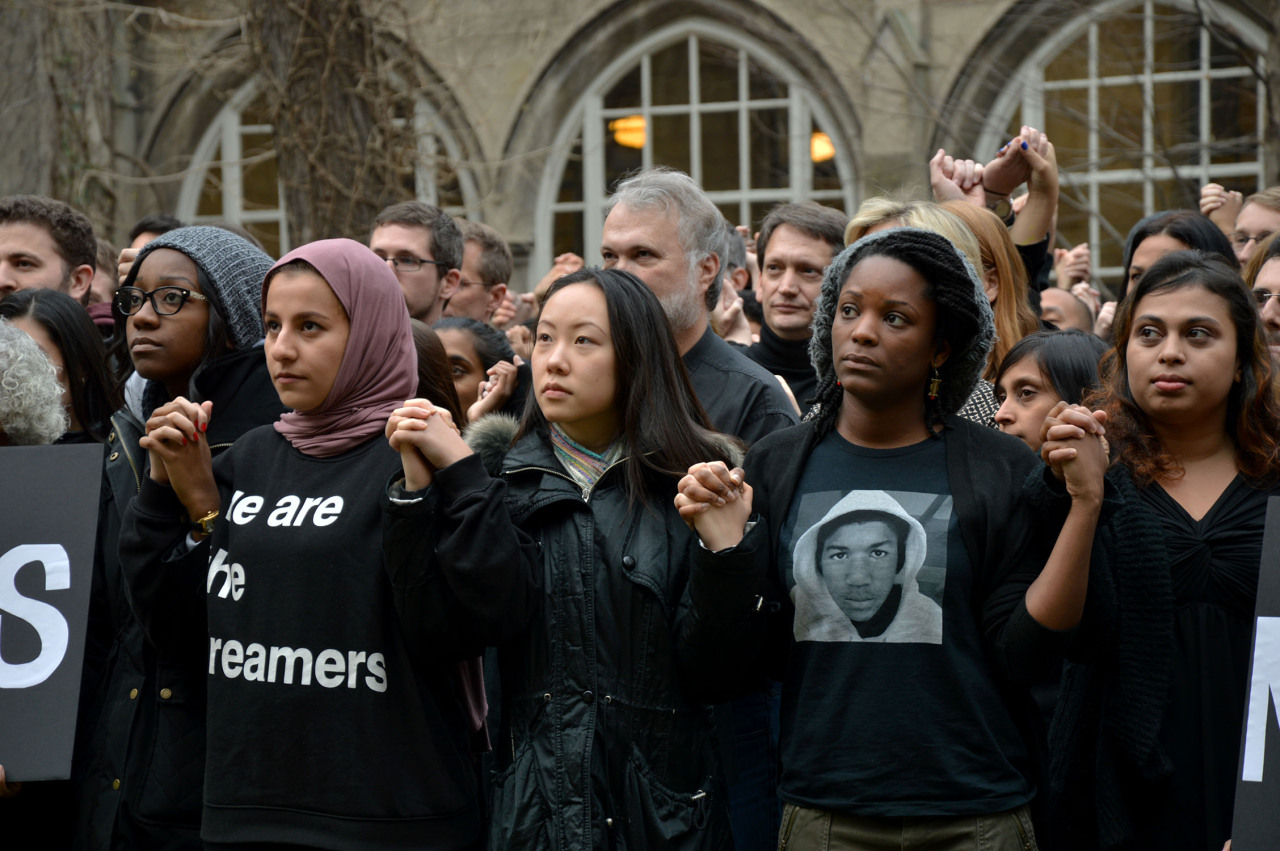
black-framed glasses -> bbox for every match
[457,279,496,289]
[375,253,450,273]
[1231,231,1273,249]
[114,286,209,316]
[1254,290,1280,308]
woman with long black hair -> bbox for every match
[389,267,751,849]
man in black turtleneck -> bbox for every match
[744,202,846,410]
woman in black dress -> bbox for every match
[1041,249,1280,850]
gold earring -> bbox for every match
[928,367,941,401]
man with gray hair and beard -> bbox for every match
[601,167,797,446]
[600,167,796,851]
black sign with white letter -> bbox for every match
[0,445,102,781]
[1234,496,1280,848]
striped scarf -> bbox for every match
[549,424,623,494]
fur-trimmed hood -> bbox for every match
[465,413,523,477]
[464,412,745,477]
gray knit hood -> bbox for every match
[808,226,995,418]
[125,225,275,349]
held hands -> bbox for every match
[386,399,472,491]
[929,149,986,207]
[1200,183,1243,235]
[506,324,533,362]
[468,357,523,423]
[1040,402,1108,505]
[674,462,754,552]
[1054,244,1092,287]
[140,398,218,520]
[533,253,585,302]
[713,283,753,346]
[117,247,140,285]
[1094,300,1117,339]
[982,128,1036,197]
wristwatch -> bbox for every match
[191,509,219,537]
[986,194,1014,225]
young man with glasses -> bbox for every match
[444,219,511,324]
[369,201,463,323]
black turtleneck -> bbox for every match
[744,322,818,409]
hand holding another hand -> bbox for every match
[675,462,753,551]
[387,399,472,491]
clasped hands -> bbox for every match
[140,398,219,532]
[386,399,472,491]
[1040,401,1109,505]
[674,462,754,552]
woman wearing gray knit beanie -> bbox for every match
[676,227,1107,849]
[74,226,286,850]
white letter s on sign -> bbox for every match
[0,544,71,688]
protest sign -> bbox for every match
[1235,496,1280,848]
[0,444,102,781]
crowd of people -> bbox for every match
[1,122,1278,851]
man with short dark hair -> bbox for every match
[0,195,96,304]
[601,168,797,446]
[1040,286,1094,333]
[127,213,185,250]
[446,220,511,323]
[746,202,847,406]
[369,201,462,323]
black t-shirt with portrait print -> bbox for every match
[776,429,1034,816]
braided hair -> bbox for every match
[806,227,995,437]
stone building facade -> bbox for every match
[2,0,1275,291]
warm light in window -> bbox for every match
[810,131,835,163]
[609,115,646,149]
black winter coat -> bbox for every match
[452,416,756,851]
[72,347,285,851]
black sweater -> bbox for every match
[120,429,493,850]
[744,322,818,409]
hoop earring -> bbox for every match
[927,367,941,401]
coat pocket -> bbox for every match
[623,745,731,850]
[488,739,554,851]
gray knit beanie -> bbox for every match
[125,226,275,349]
[808,226,995,418]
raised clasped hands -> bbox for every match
[386,398,472,491]
[929,149,986,206]
[674,461,754,552]
[467,357,523,423]
[1040,401,1108,505]
[140,397,219,522]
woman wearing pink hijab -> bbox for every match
[119,239,535,850]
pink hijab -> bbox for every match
[265,238,416,457]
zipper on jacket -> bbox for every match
[1010,809,1032,850]
[778,804,798,850]
[111,415,142,493]
[506,457,628,502]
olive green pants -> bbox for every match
[777,802,1038,851]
